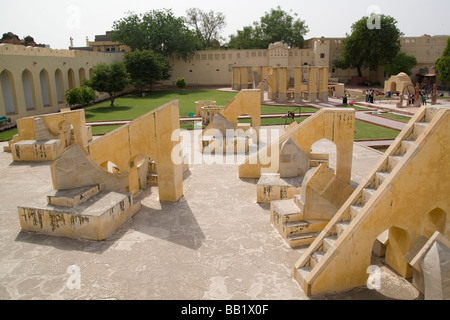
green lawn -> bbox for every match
[0,89,401,142]
[83,89,238,121]
[354,120,400,140]
[373,112,412,123]
[0,128,17,141]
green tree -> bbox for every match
[185,8,226,49]
[334,15,403,77]
[124,49,171,93]
[86,62,129,106]
[385,52,418,77]
[112,9,199,60]
[227,6,308,49]
[436,38,450,84]
[176,78,187,90]
[65,86,96,107]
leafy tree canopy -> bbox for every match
[436,38,450,84]
[185,8,226,49]
[124,49,172,92]
[112,9,200,60]
[86,62,129,106]
[227,6,309,49]
[384,52,417,77]
[334,15,403,77]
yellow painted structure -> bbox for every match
[239,108,355,185]
[294,105,450,296]
[202,89,261,153]
[89,101,183,200]
[6,109,91,161]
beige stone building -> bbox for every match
[0,44,123,122]
[1,35,449,122]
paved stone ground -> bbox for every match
[0,128,422,300]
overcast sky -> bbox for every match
[1,0,449,49]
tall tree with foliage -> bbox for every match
[65,86,96,107]
[86,62,129,106]
[112,9,199,60]
[334,15,403,77]
[124,49,172,92]
[385,52,418,77]
[227,6,308,49]
[185,8,226,49]
[436,38,450,85]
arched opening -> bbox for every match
[100,160,120,174]
[1,69,17,115]
[88,68,93,80]
[390,82,397,93]
[78,68,86,85]
[55,69,65,104]
[22,69,36,110]
[68,68,75,90]
[422,207,447,239]
[385,226,413,278]
[310,138,337,174]
[39,69,52,107]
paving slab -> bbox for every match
[0,132,421,300]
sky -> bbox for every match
[1,0,449,50]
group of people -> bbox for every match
[365,89,375,103]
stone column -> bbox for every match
[414,83,421,107]
[308,67,318,102]
[232,67,241,91]
[240,67,249,90]
[267,67,278,101]
[431,84,438,105]
[277,67,288,102]
[318,67,329,102]
[294,67,303,103]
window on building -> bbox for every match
[320,53,325,59]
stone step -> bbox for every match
[297,266,312,281]
[293,195,305,211]
[387,155,403,171]
[350,204,364,220]
[323,235,338,252]
[398,140,415,155]
[270,200,303,226]
[310,251,326,268]
[47,185,100,208]
[283,220,329,238]
[413,122,428,140]
[375,171,390,188]
[286,232,320,248]
[336,221,350,237]
[362,187,377,204]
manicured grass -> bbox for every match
[0,128,17,142]
[354,120,400,140]
[261,105,318,114]
[83,89,238,121]
[373,112,412,123]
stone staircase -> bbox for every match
[270,180,330,248]
[18,184,141,241]
[293,105,448,296]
